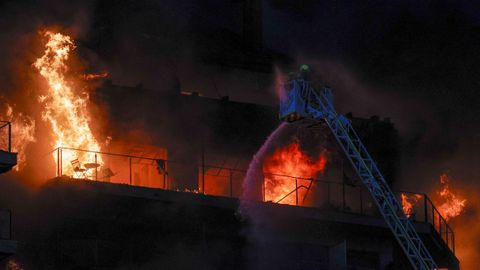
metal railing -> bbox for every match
[397,191,455,253]
[49,147,454,253]
[0,121,12,152]
[425,193,455,253]
[51,147,169,189]
[200,166,455,253]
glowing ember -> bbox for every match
[436,173,466,221]
[34,31,103,177]
[401,193,422,219]
[1,104,36,171]
[263,139,327,205]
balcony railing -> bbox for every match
[50,147,169,189]
[399,191,455,253]
[49,147,455,254]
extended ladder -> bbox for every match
[279,79,438,270]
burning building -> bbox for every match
[0,1,475,269]
[0,74,459,269]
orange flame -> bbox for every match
[401,193,422,218]
[1,104,36,171]
[436,173,466,221]
[263,139,327,205]
[34,31,103,176]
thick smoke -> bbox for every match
[0,0,478,268]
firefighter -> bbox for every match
[297,64,311,81]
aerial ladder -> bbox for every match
[279,73,438,270]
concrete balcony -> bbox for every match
[0,151,17,174]
[0,121,17,174]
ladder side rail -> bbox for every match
[327,117,436,269]
[319,89,437,265]
[310,90,407,216]
[319,90,409,210]
[319,89,424,216]
[307,89,437,269]
[325,116,432,269]
[320,90,380,178]
[321,90,404,211]
[320,91,437,268]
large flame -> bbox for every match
[263,139,327,205]
[401,193,422,219]
[436,173,466,221]
[401,174,466,222]
[34,31,102,176]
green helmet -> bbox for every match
[299,64,310,72]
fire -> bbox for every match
[401,193,422,219]
[0,104,36,171]
[263,139,327,205]
[436,173,466,221]
[34,31,103,177]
